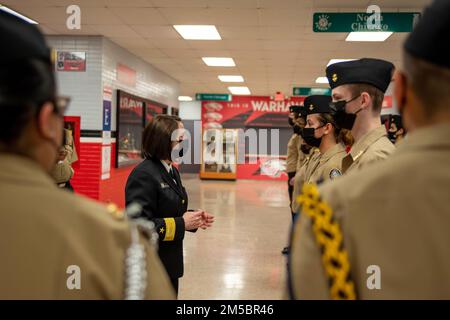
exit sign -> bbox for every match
[313,12,420,33]
[293,87,331,96]
[195,93,232,101]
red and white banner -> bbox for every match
[202,96,305,129]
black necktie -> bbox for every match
[169,167,177,184]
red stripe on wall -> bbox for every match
[71,142,102,199]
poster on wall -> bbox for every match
[145,100,168,125]
[56,51,86,72]
[201,96,305,129]
[116,90,145,168]
[171,108,179,116]
[102,87,112,179]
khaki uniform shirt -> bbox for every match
[308,143,346,185]
[342,126,395,173]
[50,129,79,185]
[296,138,307,172]
[286,134,300,173]
[289,124,450,299]
[291,148,320,213]
[0,154,174,299]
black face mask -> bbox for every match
[293,124,302,135]
[300,143,312,155]
[300,126,324,148]
[288,118,295,126]
[387,131,396,144]
[330,95,363,130]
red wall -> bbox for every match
[70,142,101,200]
[71,141,136,209]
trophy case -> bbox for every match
[200,129,238,180]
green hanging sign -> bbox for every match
[313,12,420,32]
[195,93,232,101]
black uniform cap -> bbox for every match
[304,95,332,115]
[326,58,394,93]
[404,0,450,69]
[0,10,51,65]
[290,105,307,118]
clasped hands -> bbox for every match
[183,209,214,231]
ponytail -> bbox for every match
[317,113,354,147]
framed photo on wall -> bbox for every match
[116,90,145,168]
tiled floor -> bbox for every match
[178,175,291,300]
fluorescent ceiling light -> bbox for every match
[218,75,244,82]
[228,86,251,95]
[345,32,393,42]
[315,77,329,84]
[0,5,38,24]
[202,57,236,67]
[327,59,356,66]
[178,96,193,101]
[173,25,221,40]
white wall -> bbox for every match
[179,101,201,120]
[102,37,180,131]
[47,36,103,131]
[47,35,181,132]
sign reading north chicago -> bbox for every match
[196,93,232,101]
[313,12,420,32]
[201,96,305,129]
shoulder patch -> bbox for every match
[106,203,125,220]
[329,168,342,180]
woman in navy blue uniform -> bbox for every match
[126,115,214,295]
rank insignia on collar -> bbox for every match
[160,182,169,189]
[329,168,342,179]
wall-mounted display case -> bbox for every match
[200,129,238,180]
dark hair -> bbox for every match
[142,114,182,160]
[0,59,56,146]
[347,83,385,114]
[317,113,354,147]
[403,51,450,114]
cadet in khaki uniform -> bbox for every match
[299,95,351,185]
[286,106,303,206]
[0,11,174,299]
[290,105,315,214]
[50,128,78,190]
[283,106,305,254]
[290,147,320,214]
[288,0,450,299]
[326,58,396,173]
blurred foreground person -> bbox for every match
[288,0,450,299]
[0,11,173,299]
